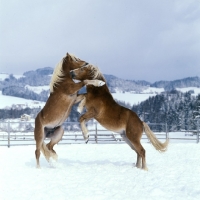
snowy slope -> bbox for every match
[0,91,45,109]
[25,85,49,94]
[0,143,200,200]
[176,87,200,96]
[112,92,157,106]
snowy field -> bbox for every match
[0,73,24,81]
[112,92,156,106]
[25,85,50,94]
[0,143,200,200]
[0,91,45,109]
[176,87,200,96]
[0,90,154,109]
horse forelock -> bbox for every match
[49,58,65,93]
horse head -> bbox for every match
[70,65,100,81]
[63,53,89,71]
[50,53,89,93]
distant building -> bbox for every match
[21,114,31,121]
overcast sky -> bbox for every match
[0,0,200,82]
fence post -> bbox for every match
[165,123,168,140]
[197,120,199,144]
[8,121,10,148]
[95,122,98,143]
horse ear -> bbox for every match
[66,53,72,61]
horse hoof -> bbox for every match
[85,136,89,144]
[98,81,105,87]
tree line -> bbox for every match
[131,90,200,131]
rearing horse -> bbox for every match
[34,53,104,168]
[70,65,169,170]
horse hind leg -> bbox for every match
[121,133,142,168]
[35,138,44,168]
[46,126,64,160]
[131,141,147,170]
[126,132,148,170]
[34,115,46,168]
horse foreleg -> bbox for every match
[67,79,104,94]
[79,109,96,143]
[77,96,86,114]
[67,82,85,94]
[74,94,85,104]
[84,80,105,87]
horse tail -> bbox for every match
[143,122,169,152]
[40,141,52,161]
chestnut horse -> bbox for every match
[70,65,169,170]
[34,53,104,168]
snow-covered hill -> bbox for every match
[0,91,45,109]
[1,69,200,109]
[0,73,24,81]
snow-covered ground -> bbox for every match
[0,143,200,200]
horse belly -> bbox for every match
[40,95,76,127]
[96,117,125,133]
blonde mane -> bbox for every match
[49,58,65,93]
[90,65,106,82]
[70,54,80,61]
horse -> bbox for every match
[34,53,105,168]
[70,65,169,170]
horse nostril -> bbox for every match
[70,71,75,78]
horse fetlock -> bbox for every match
[83,131,89,142]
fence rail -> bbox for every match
[0,121,199,147]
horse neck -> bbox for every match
[87,74,110,93]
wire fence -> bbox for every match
[0,121,199,147]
